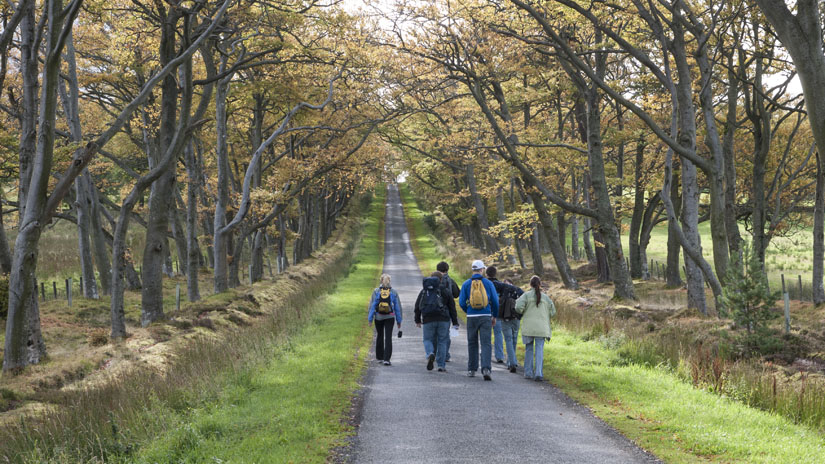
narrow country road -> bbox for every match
[350,184,660,463]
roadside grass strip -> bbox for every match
[133,191,384,463]
[543,328,825,463]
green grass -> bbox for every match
[544,328,825,463]
[129,190,385,463]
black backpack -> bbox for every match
[442,274,460,299]
[421,277,446,316]
[498,285,519,320]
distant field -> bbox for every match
[565,220,815,292]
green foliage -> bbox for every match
[721,245,780,337]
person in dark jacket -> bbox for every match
[436,261,460,362]
[415,271,458,372]
[367,274,403,365]
[486,266,525,373]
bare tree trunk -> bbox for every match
[723,60,743,262]
[467,163,498,254]
[629,139,646,279]
[529,225,543,275]
[213,75,231,293]
[0,202,12,274]
[495,187,516,264]
[185,141,200,302]
[140,8,182,326]
[583,181,595,264]
[88,176,111,294]
[814,155,825,304]
[666,161,683,287]
[570,175,580,261]
[753,0,825,303]
[5,0,75,371]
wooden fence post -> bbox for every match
[67,278,72,307]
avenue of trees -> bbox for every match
[381,0,824,314]
[1,0,823,373]
[0,0,395,372]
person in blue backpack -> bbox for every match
[459,260,499,381]
[415,271,458,372]
[368,274,403,365]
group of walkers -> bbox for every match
[366,259,556,381]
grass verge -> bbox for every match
[0,191,382,463]
[129,189,385,463]
[545,328,825,463]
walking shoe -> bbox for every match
[482,368,492,381]
[535,376,544,382]
[524,375,534,380]
[509,366,517,373]
[383,361,391,366]
[427,353,435,371]
[496,359,504,364]
[437,367,447,372]
[467,370,476,377]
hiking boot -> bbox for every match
[496,359,504,364]
[437,367,447,372]
[427,354,435,371]
[383,361,391,366]
[509,366,517,373]
[467,370,476,377]
[535,376,544,382]
[482,368,492,381]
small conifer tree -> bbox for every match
[720,244,779,334]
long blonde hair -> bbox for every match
[380,274,391,288]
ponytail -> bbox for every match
[530,275,542,305]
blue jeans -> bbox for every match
[423,321,450,368]
[467,316,492,372]
[522,335,545,378]
[493,319,505,361]
[501,319,520,368]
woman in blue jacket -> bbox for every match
[368,274,403,365]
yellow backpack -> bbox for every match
[377,287,392,314]
[469,279,488,309]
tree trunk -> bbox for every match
[467,163,498,254]
[529,225,543,275]
[185,141,200,302]
[88,175,112,295]
[753,0,825,303]
[213,75,231,293]
[814,154,825,304]
[666,161,683,287]
[5,0,70,371]
[0,202,12,274]
[628,140,646,279]
[140,9,182,326]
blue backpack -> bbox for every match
[421,277,445,316]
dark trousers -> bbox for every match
[374,318,394,361]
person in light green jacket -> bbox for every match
[515,276,556,381]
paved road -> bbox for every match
[349,184,660,463]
